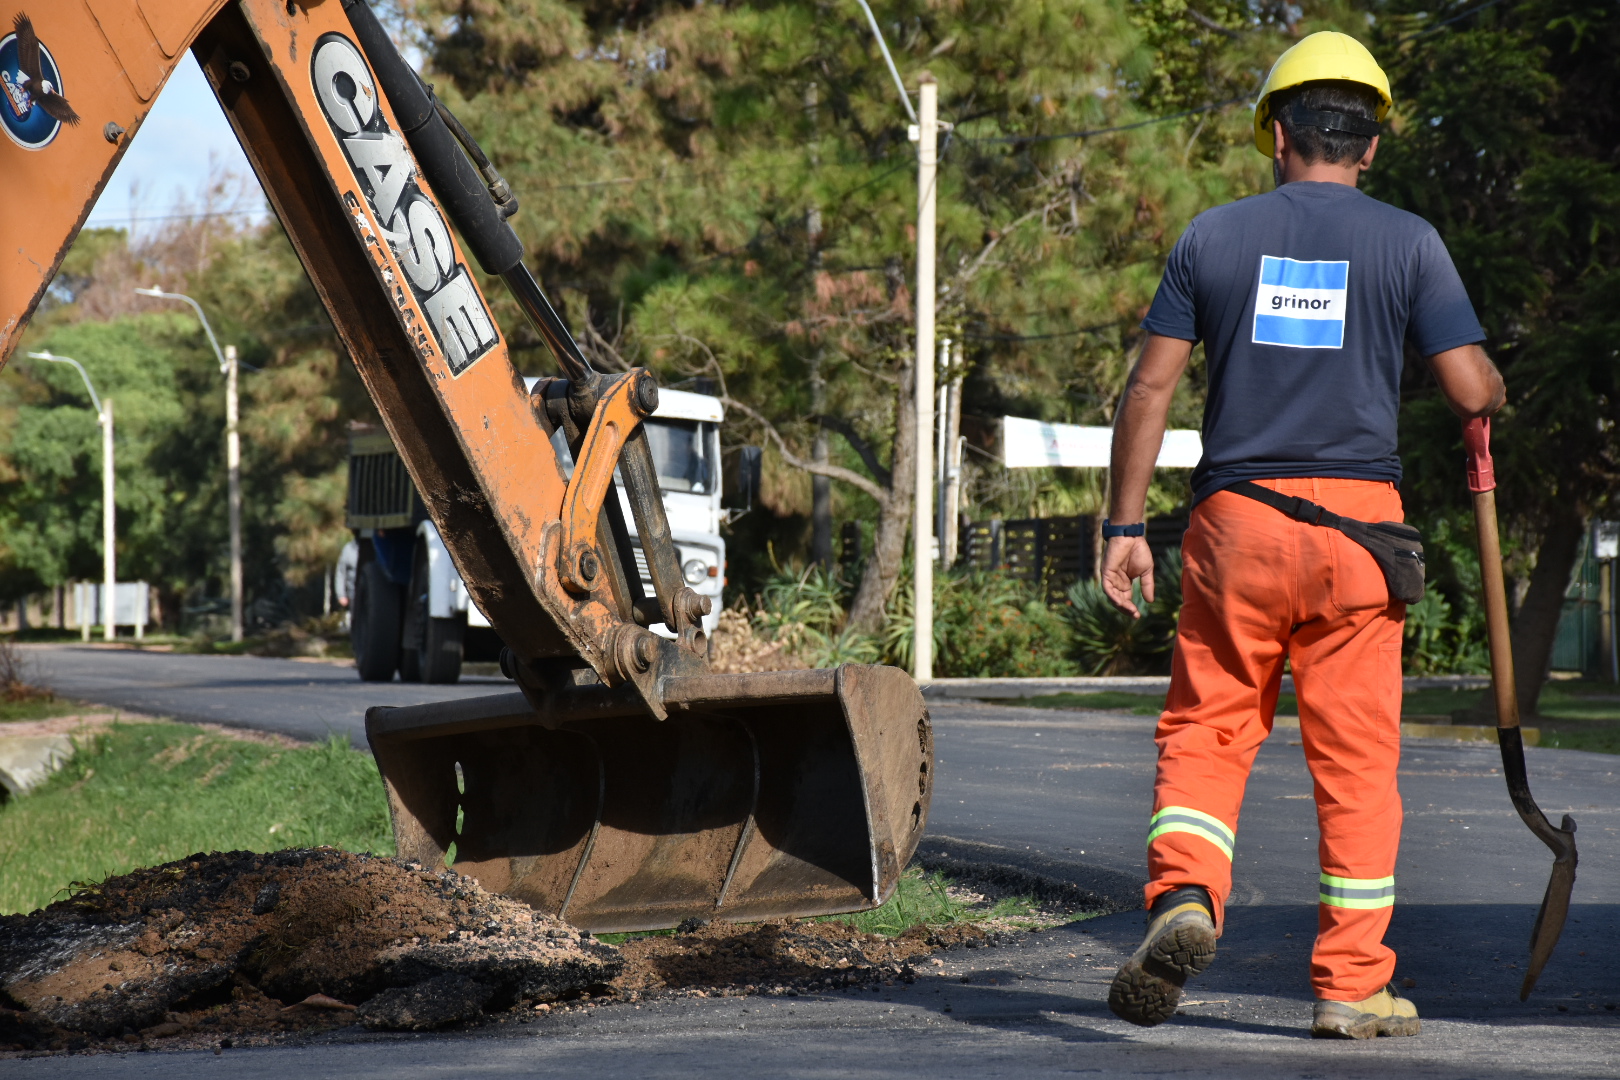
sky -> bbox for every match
[84,55,267,234]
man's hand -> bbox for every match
[1102,535,1156,618]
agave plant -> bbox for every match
[753,565,848,640]
[1065,547,1183,676]
[810,629,885,667]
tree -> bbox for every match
[4,179,368,626]
[418,0,1288,622]
[1368,0,1620,713]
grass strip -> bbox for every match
[599,867,1041,946]
[1018,692,1165,715]
[0,697,94,722]
[817,866,1038,936]
[815,867,970,936]
[0,721,392,915]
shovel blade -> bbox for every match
[366,665,933,933]
[1519,814,1578,1001]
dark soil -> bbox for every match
[0,849,1022,1057]
[0,848,619,1053]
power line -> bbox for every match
[853,0,918,126]
[963,318,1127,342]
[1397,0,1513,43]
[965,97,1248,146]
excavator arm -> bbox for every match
[1,0,932,932]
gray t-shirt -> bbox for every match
[1142,182,1484,503]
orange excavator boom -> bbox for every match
[0,0,932,932]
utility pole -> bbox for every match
[911,76,939,682]
[134,288,244,642]
[102,397,116,642]
[938,337,964,566]
[225,344,243,642]
[948,339,966,565]
[30,352,114,641]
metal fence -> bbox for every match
[958,512,1189,604]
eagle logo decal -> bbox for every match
[1,13,78,150]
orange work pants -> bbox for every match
[1145,478,1406,1001]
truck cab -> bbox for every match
[345,386,732,683]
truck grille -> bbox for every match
[347,452,419,529]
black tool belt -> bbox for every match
[1227,481,1425,605]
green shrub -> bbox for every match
[750,565,877,666]
[886,566,1078,677]
[1064,548,1183,675]
[1401,512,1489,675]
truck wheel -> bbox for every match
[400,541,464,684]
[352,557,403,682]
[419,614,465,684]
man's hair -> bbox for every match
[1270,80,1382,166]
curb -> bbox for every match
[921,674,1492,701]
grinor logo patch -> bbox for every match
[1252,256,1348,350]
[310,34,496,375]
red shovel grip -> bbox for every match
[1463,416,1495,493]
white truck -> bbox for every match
[344,385,756,683]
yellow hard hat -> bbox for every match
[1253,31,1392,157]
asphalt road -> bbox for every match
[13,648,1620,1075]
[26,645,512,745]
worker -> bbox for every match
[1100,32,1504,1039]
[334,539,358,630]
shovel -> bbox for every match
[1463,416,1577,1000]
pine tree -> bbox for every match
[1367,0,1620,712]
[418,0,1285,619]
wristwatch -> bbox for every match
[1102,519,1146,540]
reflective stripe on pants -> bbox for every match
[1147,806,1236,861]
[1320,873,1395,909]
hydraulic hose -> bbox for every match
[339,0,596,387]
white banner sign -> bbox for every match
[73,582,151,628]
[1002,417,1203,469]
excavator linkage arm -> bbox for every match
[1,0,933,933]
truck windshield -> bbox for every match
[548,418,715,494]
[645,419,713,493]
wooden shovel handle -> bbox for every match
[1465,418,1519,732]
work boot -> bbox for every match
[1107,886,1217,1027]
[1311,985,1421,1039]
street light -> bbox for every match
[28,351,115,643]
[134,287,244,642]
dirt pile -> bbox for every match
[705,608,810,674]
[0,847,1035,1055]
[0,848,620,1051]
[608,920,998,999]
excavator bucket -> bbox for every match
[366,666,933,933]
